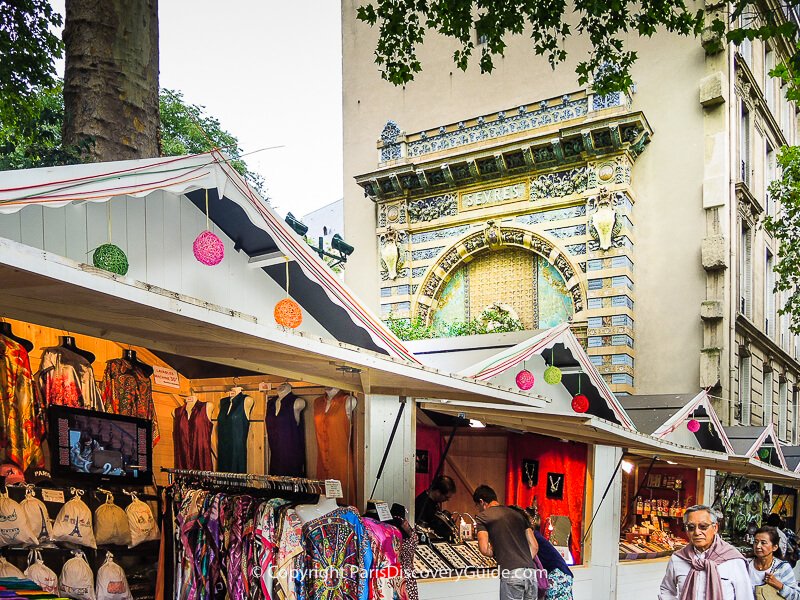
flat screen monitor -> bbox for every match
[48,405,153,485]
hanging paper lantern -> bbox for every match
[543,365,562,385]
[92,243,129,276]
[193,230,225,266]
[687,419,701,433]
[274,298,303,328]
[571,394,589,413]
[758,448,771,461]
[515,369,535,390]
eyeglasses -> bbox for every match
[686,523,715,532]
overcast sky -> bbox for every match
[51,1,343,218]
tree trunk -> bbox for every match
[62,0,159,161]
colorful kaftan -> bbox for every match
[101,358,160,444]
[37,346,103,410]
[301,507,373,600]
[0,335,45,471]
[362,519,405,600]
[275,508,304,600]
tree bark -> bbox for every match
[63,0,159,161]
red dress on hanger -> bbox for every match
[172,401,213,470]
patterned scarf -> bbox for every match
[674,534,745,600]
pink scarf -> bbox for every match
[674,535,745,600]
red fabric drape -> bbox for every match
[505,433,588,564]
[415,424,444,493]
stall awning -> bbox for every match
[620,391,734,454]
[0,236,549,406]
[722,457,800,487]
[0,152,415,361]
[458,323,634,428]
[417,399,732,470]
[723,424,788,469]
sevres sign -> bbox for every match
[460,182,528,210]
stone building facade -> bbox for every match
[342,0,800,434]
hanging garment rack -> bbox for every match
[161,467,329,494]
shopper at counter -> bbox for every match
[473,485,539,600]
[659,504,751,600]
[414,475,456,527]
[747,526,800,600]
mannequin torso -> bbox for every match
[295,497,340,523]
[276,383,306,425]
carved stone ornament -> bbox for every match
[589,187,618,251]
[380,226,405,280]
[483,220,503,249]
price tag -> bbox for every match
[41,489,65,504]
[325,480,343,499]
[375,501,392,522]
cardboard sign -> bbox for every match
[325,480,343,499]
[152,365,180,389]
[41,489,65,504]
[375,502,392,522]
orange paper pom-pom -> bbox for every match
[274,298,303,328]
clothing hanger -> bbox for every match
[121,348,154,377]
[0,320,33,352]
[59,334,96,364]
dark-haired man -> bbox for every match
[414,475,456,528]
[473,484,539,600]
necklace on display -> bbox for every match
[524,463,536,487]
[549,474,560,493]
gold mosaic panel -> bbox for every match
[467,249,536,329]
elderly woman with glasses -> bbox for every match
[748,525,800,599]
[659,505,752,600]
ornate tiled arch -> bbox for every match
[413,221,587,324]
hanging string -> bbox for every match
[285,258,290,298]
[578,373,581,394]
[205,188,210,232]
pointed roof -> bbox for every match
[458,322,633,428]
[0,151,416,361]
[723,423,787,469]
[781,446,800,472]
[620,391,734,453]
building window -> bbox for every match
[740,354,752,425]
[766,250,775,338]
[779,380,789,440]
[765,47,776,113]
[794,386,799,444]
[766,142,776,217]
[738,10,753,65]
[764,371,773,425]
[782,97,793,143]
[740,225,753,317]
[740,104,751,186]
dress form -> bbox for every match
[229,386,254,419]
[296,496,340,523]
[276,383,306,425]
[324,387,357,418]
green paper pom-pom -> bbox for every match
[93,243,129,276]
[543,365,562,385]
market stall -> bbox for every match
[616,392,734,562]
[407,325,734,600]
[0,154,560,599]
[712,424,796,554]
